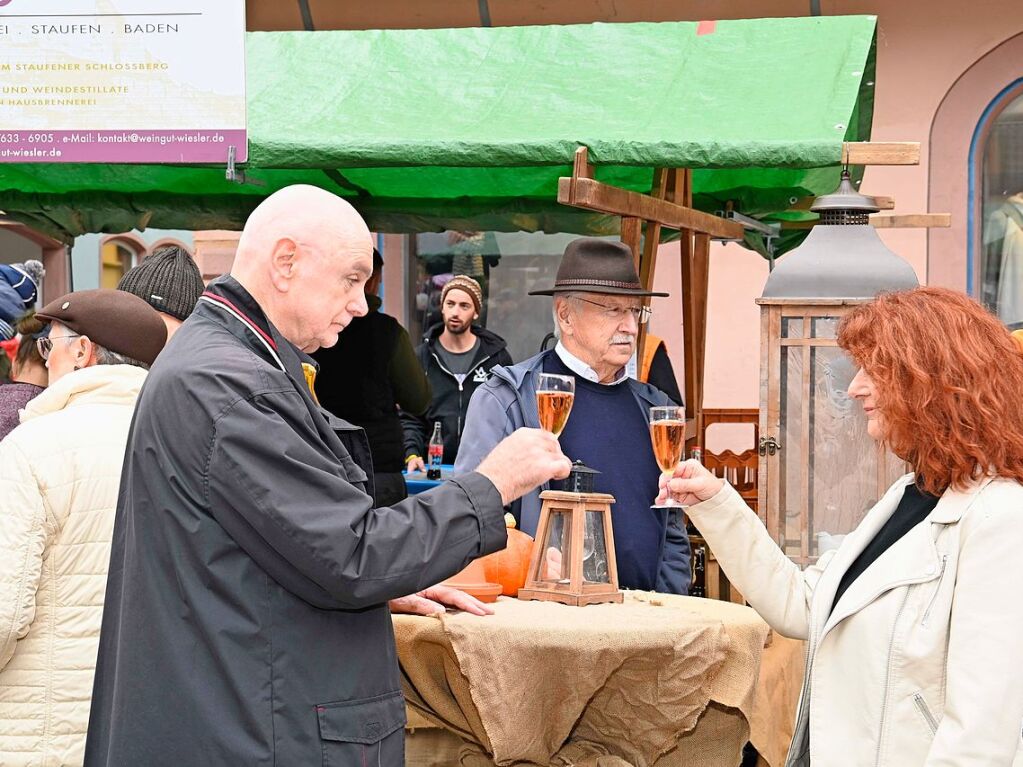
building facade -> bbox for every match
[10,1,1021,438]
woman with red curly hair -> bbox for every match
[660,286,1023,766]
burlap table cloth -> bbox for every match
[394,592,771,766]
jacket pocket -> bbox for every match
[912,692,940,735]
[317,690,407,767]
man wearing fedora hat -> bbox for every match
[456,237,691,595]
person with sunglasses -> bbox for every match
[0,289,165,767]
[455,237,692,595]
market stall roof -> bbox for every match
[0,15,877,246]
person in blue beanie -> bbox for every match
[0,260,42,340]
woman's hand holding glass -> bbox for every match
[655,459,725,507]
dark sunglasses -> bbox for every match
[36,333,80,361]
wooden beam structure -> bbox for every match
[841,141,921,166]
[555,140,932,456]
[557,148,730,438]
[682,232,711,446]
[557,176,743,240]
[871,213,951,229]
[781,213,951,230]
[788,194,895,212]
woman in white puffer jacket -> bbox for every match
[0,290,165,767]
[661,287,1023,767]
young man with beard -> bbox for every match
[403,275,513,471]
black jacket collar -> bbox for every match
[199,276,316,382]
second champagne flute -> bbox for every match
[649,405,686,506]
[536,373,575,437]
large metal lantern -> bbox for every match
[757,171,917,566]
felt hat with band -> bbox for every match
[528,238,668,297]
[36,289,168,366]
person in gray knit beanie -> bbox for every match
[117,245,204,339]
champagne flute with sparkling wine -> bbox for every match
[649,405,686,506]
[536,373,575,437]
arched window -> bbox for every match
[977,83,1023,326]
[99,234,146,289]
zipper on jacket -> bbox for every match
[875,588,912,767]
[921,554,948,626]
[463,351,494,430]
[788,637,815,764]
[786,592,823,766]
[912,692,939,735]
[429,350,494,439]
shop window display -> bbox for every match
[981,91,1023,326]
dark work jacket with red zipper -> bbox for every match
[85,276,507,767]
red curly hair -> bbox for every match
[838,286,1023,495]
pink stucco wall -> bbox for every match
[207,0,1023,434]
[644,1,1023,436]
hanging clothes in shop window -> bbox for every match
[985,193,1023,328]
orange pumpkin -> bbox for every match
[480,526,534,597]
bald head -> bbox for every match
[232,185,375,352]
[235,185,372,269]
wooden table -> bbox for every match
[394,592,802,766]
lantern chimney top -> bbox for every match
[565,461,600,494]
[760,170,918,300]
[810,169,881,225]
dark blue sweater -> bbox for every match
[544,354,668,591]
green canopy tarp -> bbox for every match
[0,15,877,250]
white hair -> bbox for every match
[58,332,148,370]
[551,292,583,341]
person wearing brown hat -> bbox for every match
[456,237,692,595]
[402,273,513,472]
[85,184,571,766]
[0,289,166,766]
[117,244,205,339]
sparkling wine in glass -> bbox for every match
[650,406,686,507]
[536,373,575,437]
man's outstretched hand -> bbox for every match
[476,428,573,505]
[389,584,494,616]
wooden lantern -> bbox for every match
[757,173,912,566]
[518,489,623,606]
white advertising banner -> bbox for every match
[0,0,247,163]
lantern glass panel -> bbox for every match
[811,316,840,338]
[537,509,572,583]
[583,510,610,584]
[776,328,907,563]
[782,316,804,339]
[809,346,882,555]
[781,346,805,555]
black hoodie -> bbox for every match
[400,323,513,464]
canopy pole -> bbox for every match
[621,217,642,263]
[682,232,710,447]
[635,167,672,395]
